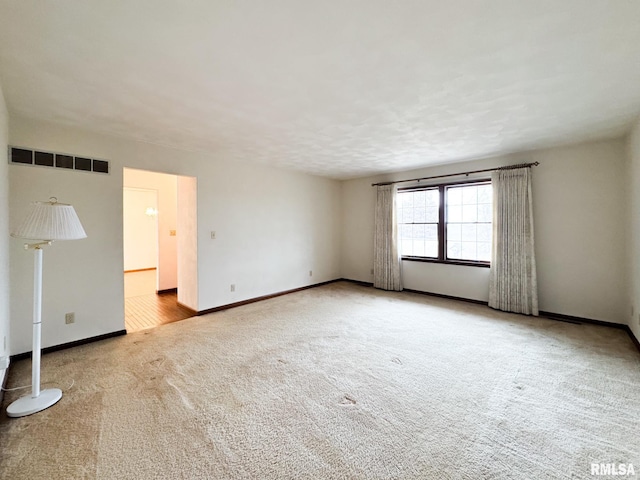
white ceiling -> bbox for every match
[1,1,640,179]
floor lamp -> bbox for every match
[6,197,86,418]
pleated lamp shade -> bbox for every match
[12,198,87,241]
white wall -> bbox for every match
[123,187,158,271]
[627,117,640,340]
[124,168,178,291]
[0,82,10,384]
[195,158,341,308]
[9,116,342,355]
[177,176,198,310]
[10,163,126,356]
[534,140,627,323]
[342,139,628,324]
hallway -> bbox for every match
[124,270,194,332]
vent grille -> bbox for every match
[9,146,110,175]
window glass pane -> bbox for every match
[477,185,492,204]
[402,207,413,223]
[413,207,426,223]
[445,182,491,262]
[413,190,427,208]
[399,192,413,208]
[425,241,438,257]
[413,224,426,239]
[426,190,439,206]
[477,204,492,222]
[461,242,477,260]
[477,224,492,242]
[425,206,438,222]
[477,242,491,261]
[401,239,413,256]
[447,187,462,205]
[448,205,462,223]
[462,205,477,222]
[447,241,461,258]
[462,186,477,204]
[448,223,461,241]
[461,224,477,242]
[400,224,412,240]
[413,240,425,256]
[425,224,438,241]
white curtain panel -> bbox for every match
[489,167,539,315]
[373,185,402,291]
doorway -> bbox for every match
[123,168,198,332]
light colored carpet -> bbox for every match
[1,282,639,479]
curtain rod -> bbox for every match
[371,161,540,187]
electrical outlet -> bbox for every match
[230,284,235,292]
[169,230,176,236]
[370,268,374,275]
[211,231,216,240]
[309,270,313,277]
[65,312,75,324]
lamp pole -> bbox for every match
[7,242,62,417]
[31,246,43,399]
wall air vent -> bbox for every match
[9,146,110,175]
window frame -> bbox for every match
[398,179,492,268]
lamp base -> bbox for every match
[6,388,62,417]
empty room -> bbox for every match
[1,1,639,479]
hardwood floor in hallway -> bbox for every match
[124,270,194,332]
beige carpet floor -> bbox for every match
[1,282,639,479]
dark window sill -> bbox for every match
[401,256,491,268]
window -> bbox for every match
[398,188,439,258]
[397,181,492,266]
